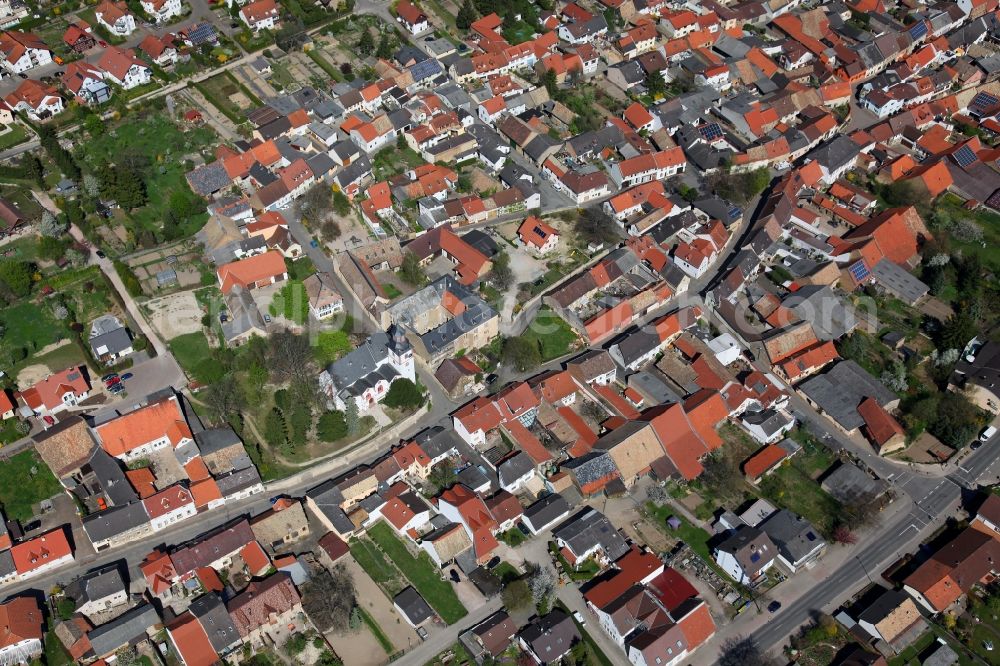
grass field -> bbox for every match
[938,193,1000,273]
[196,71,260,123]
[0,124,30,151]
[521,306,579,361]
[367,521,467,624]
[305,49,344,81]
[80,115,216,240]
[0,450,63,521]
[349,536,406,596]
[169,332,213,376]
[759,453,841,537]
[0,301,70,373]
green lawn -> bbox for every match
[169,332,213,376]
[195,71,261,123]
[79,114,216,241]
[937,193,1000,273]
[269,280,307,324]
[0,124,30,151]
[367,521,467,624]
[305,48,343,81]
[349,536,406,596]
[0,301,70,374]
[491,561,520,583]
[0,450,63,521]
[521,306,578,361]
[44,631,74,666]
[759,459,841,537]
[382,283,402,299]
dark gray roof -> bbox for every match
[86,448,138,507]
[857,588,911,626]
[324,330,398,400]
[871,258,928,304]
[457,464,492,491]
[189,592,240,653]
[215,465,262,495]
[742,408,794,438]
[715,525,776,573]
[498,452,535,488]
[186,162,231,196]
[519,610,580,664]
[523,493,571,532]
[612,328,663,367]
[305,480,355,534]
[413,424,462,460]
[89,326,132,358]
[394,587,435,625]
[563,451,619,486]
[194,427,243,456]
[335,155,372,188]
[820,462,890,505]
[82,502,149,543]
[0,550,13,581]
[552,508,629,562]
[805,135,860,173]
[87,602,160,658]
[799,360,897,431]
[389,275,497,357]
[760,509,824,564]
[66,565,127,607]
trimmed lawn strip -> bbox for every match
[0,124,29,150]
[306,49,344,81]
[349,536,405,596]
[358,606,393,654]
[367,521,467,623]
[0,450,63,521]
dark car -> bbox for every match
[972,440,984,450]
[102,373,118,383]
[767,601,782,613]
[120,372,133,381]
[22,520,41,532]
[449,569,460,583]
[95,249,106,258]
[17,73,26,79]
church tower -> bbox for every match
[387,324,415,381]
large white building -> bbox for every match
[318,325,415,412]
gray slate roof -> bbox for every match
[519,610,580,664]
[82,502,150,543]
[799,360,897,431]
[394,587,435,625]
[523,493,571,532]
[760,509,825,565]
[552,508,629,562]
[189,593,240,653]
[66,565,127,607]
[87,602,160,657]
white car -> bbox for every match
[573,611,586,627]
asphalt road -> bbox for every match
[753,477,960,650]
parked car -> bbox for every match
[104,378,120,388]
[95,249,106,258]
[108,382,124,394]
[120,372,133,381]
[310,239,319,248]
[981,425,997,442]
[767,601,782,613]
[449,569,460,583]
[98,40,107,47]
[573,611,586,627]
[22,520,41,533]
[102,373,118,383]
[263,314,271,323]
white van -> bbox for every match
[981,426,997,442]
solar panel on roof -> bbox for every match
[849,261,870,283]
[908,21,927,39]
[728,206,742,219]
[954,144,978,168]
[699,123,723,140]
[973,91,999,108]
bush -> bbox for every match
[317,410,348,442]
[383,378,425,411]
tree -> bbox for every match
[383,378,425,411]
[490,250,513,290]
[320,219,341,242]
[315,330,351,364]
[100,166,147,210]
[317,410,349,441]
[528,566,556,606]
[832,524,857,544]
[64,200,85,227]
[502,336,541,372]
[399,251,427,286]
[709,167,771,206]
[203,374,245,423]
[288,403,312,449]
[263,408,288,449]
[332,189,351,216]
[647,483,668,504]
[718,636,775,666]
[39,211,65,238]
[541,67,558,97]
[501,578,532,611]
[574,206,620,246]
[37,125,79,180]
[20,154,43,187]
[0,260,32,297]
[645,69,666,98]
[938,312,977,352]
[83,174,100,198]
[266,330,314,385]
[376,32,393,59]
[274,388,292,412]
[56,597,76,620]
[300,565,357,632]
[357,29,375,55]
[339,62,353,77]
[37,236,68,261]
[456,0,476,29]
[345,399,360,436]
[580,399,606,423]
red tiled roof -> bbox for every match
[217,250,286,294]
[167,613,218,666]
[742,445,787,481]
[857,397,904,446]
[96,397,191,457]
[10,528,72,574]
